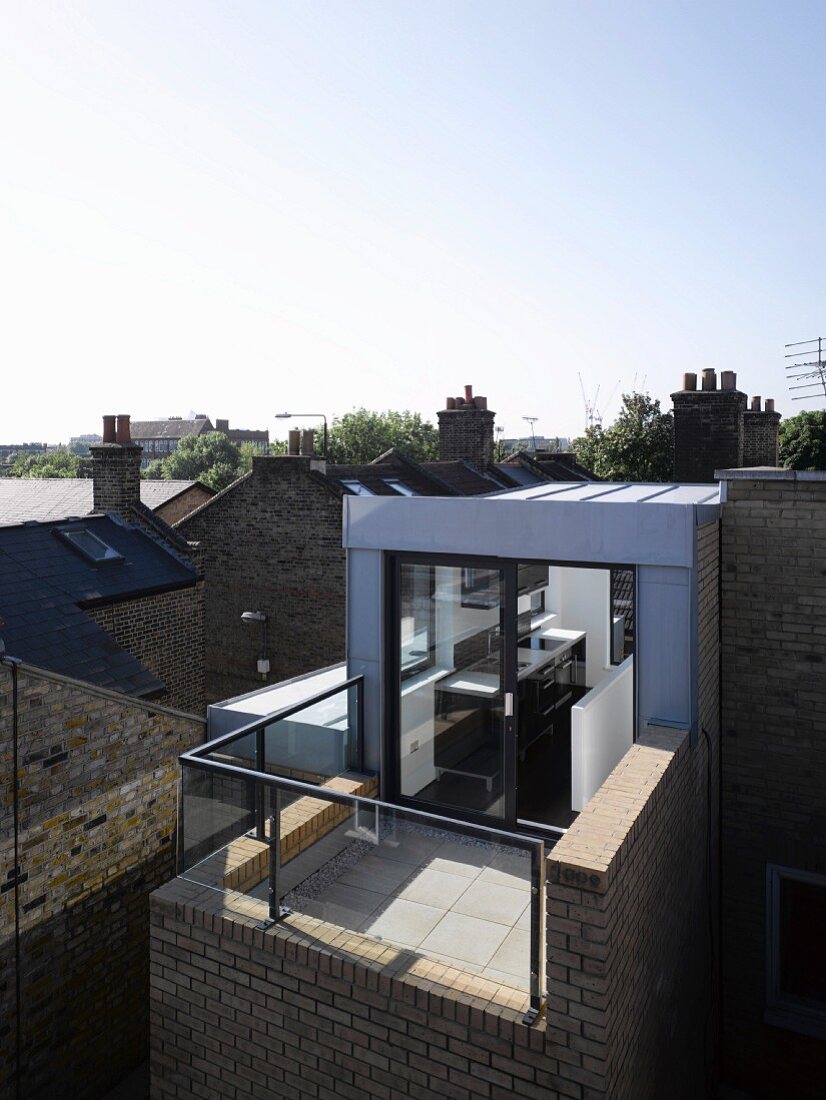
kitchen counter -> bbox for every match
[435,628,585,697]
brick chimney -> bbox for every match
[90,414,143,515]
[671,370,746,482]
[437,385,496,467]
[743,396,782,467]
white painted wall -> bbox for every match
[545,566,611,687]
[570,655,634,811]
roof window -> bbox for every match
[56,525,124,565]
[382,479,416,496]
[340,480,374,497]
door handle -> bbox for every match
[505,693,514,718]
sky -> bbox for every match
[2,0,826,446]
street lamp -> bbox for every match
[274,412,328,458]
[241,610,269,678]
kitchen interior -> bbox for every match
[398,560,635,831]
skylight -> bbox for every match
[56,525,124,565]
[340,480,374,497]
[382,479,415,496]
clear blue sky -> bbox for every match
[2,1,825,445]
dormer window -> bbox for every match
[55,525,124,565]
[382,479,415,496]
[340,480,374,496]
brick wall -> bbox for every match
[155,485,214,526]
[87,581,205,714]
[437,407,495,467]
[0,664,205,1099]
[545,520,720,1099]
[672,389,746,482]
[742,410,781,468]
[177,456,346,703]
[90,441,143,513]
[150,877,553,1100]
[720,473,826,1097]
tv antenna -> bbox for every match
[577,373,602,431]
[785,338,826,402]
[522,416,539,450]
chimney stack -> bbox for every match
[437,384,496,467]
[671,371,746,482]
[90,414,143,515]
[743,395,782,467]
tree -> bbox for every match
[324,409,439,464]
[142,432,246,492]
[779,410,826,471]
[573,392,674,482]
[8,450,84,478]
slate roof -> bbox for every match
[130,418,213,441]
[326,450,521,498]
[420,461,516,495]
[0,479,211,526]
[0,515,197,696]
[497,451,597,485]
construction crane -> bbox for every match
[578,373,602,432]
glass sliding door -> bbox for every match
[397,560,507,820]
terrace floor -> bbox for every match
[250,818,534,990]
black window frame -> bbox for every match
[765,863,826,1039]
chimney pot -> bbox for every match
[300,429,315,456]
[683,373,697,392]
[455,395,465,408]
[102,415,117,443]
[464,385,473,403]
[446,397,456,410]
[750,396,761,412]
[115,414,131,444]
[701,369,717,391]
[765,398,775,413]
[721,370,737,391]
[474,396,488,410]
[288,430,301,456]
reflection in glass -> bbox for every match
[399,563,504,818]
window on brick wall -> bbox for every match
[766,864,826,1039]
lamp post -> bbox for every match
[274,412,328,458]
[241,610,269,678]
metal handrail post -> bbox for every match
[260,787,290,928]
[255,727,266,840]
[523,840,545,1026]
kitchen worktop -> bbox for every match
[436,627,585,697]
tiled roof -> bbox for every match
[0,479,208,526]
[130,418,213,440]
[0,515,197,696]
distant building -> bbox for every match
[67,433,102,455]
[130,415,270,467]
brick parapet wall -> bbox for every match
[177,456,346,703]
[0,664,205,1099]
[720,477,826,1096]
[150,878,549,1100]
[672,390,746,482]
[545,521,720,1099]
[546,728,714,1100]
[86,581,205,714]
